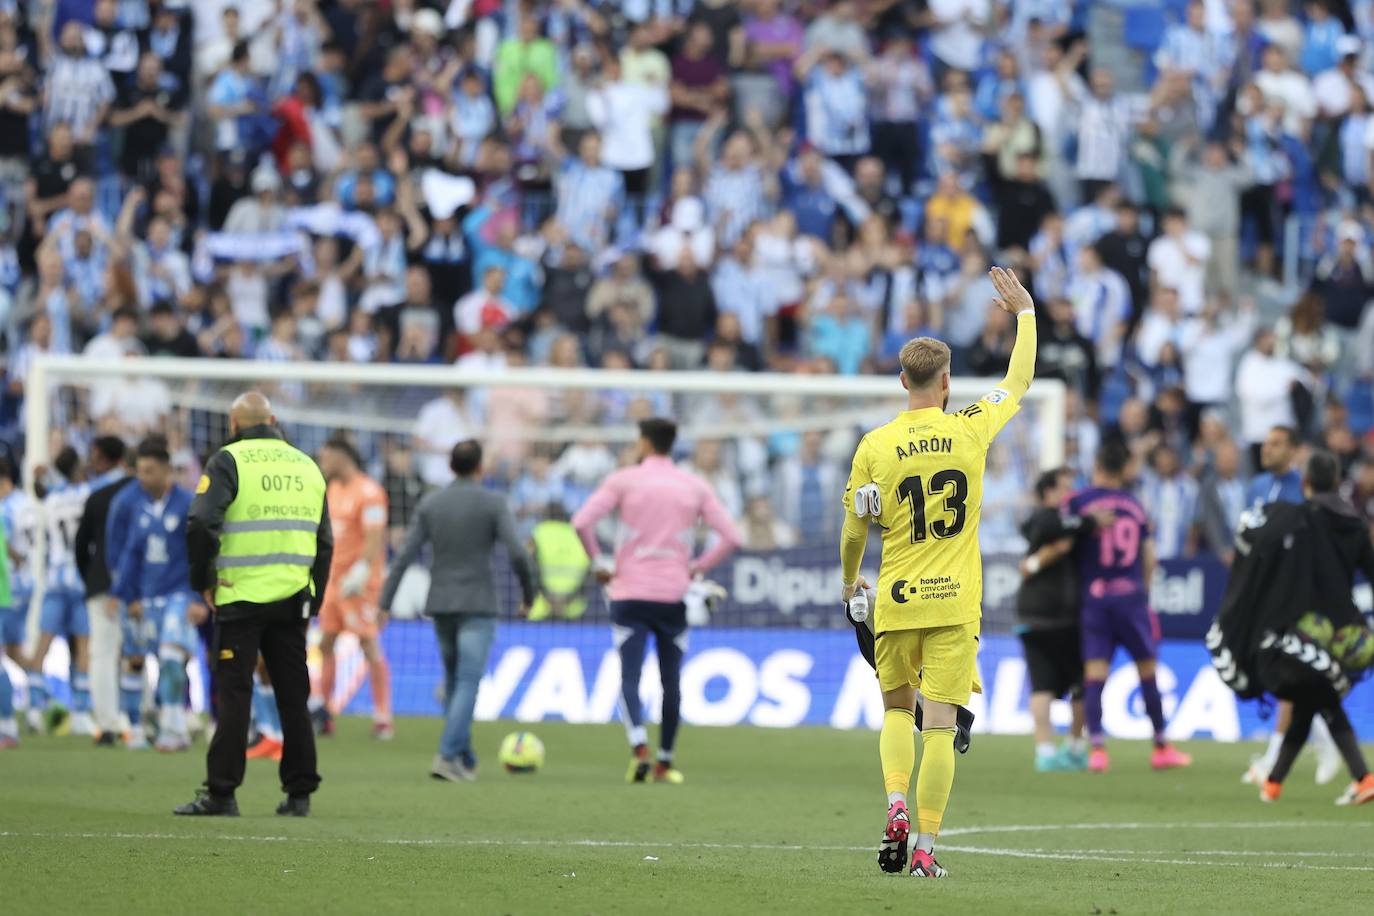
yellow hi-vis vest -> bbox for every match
[528,520,590,621]
[215,438,327,607]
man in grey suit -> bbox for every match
[380,440,535,782]
[1195,439,1247,566]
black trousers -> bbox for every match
[206,595,320,798]
[611,600,686,754]
[1269,697,1370,785]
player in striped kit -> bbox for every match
[0,492,17,748]
[27,440,126,735]
[0,460,35,742]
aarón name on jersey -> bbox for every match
[894,436,954,460]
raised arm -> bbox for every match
[989,266,1037,400]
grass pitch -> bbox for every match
[2,719,1372,915]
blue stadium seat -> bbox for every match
[1347,380,1374,436]
[1123,8,1166,55]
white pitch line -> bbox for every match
[1013,848,1374,859]
[0,831,867,853]
[941,820,1373,836]
[5,824,1374,873]
[937,845,1374,873]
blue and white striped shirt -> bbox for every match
[710,256,779,345]
[44,476,106,593]
[1,489,37,599]
[705,165,769,247]
[802,66,870,157]
[1139,471,1199,560]
[43,53,115,137]
[1154,25,1231,81]
[452,90,497,162]
[1245,116,1291,184]
[1341,112,1372,185]
[65,248,106,309]
[1065,267,1131,347]
[555,157,625,249]
[1028,232,1071,300]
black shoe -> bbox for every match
[276,795,310,817]
[173,790,239,817]
[95,731,119,747]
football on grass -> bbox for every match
[499,731,546,773]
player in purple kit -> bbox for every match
[1066,441,1192,773]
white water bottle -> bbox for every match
[848,590,869,623]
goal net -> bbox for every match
[21,355,1064,731]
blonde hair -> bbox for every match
[899,337,951,388]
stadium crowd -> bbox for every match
[0,0,1372,558]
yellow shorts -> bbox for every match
[874,621,982,706]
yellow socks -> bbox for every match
[880,708,916,799]
[916,726,956,837]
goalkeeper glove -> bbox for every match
[684,575,727,626]
[340,560,371,597]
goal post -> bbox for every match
[19,353,1064,726]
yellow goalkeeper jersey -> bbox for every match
[841,312,1036,634]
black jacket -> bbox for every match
[1015,506,1084,630]
[1307,494,1374,625]
[187,424,334,619]
[1210,497,1371,701]
[74,475,136,598]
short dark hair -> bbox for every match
[0,455,14,483]
[135,435,170,464]
[450,440,483,477]
[1035,468,1068,500]
[1269,425,1300,448]
[1096,440,1131,476]
[112,305,139,325]
[638,418,677,456]
[323,436,362,469]
[92,435,127,466]
[54,445,80,481]
[1304,449,1341,494]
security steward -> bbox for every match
[526,504,591,621]
[174,392,333,817]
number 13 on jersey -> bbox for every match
[897,471,969,543]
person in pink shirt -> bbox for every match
[572,418,742,784]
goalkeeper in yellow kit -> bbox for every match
[841,267,1037,878]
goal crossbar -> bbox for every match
[25,354,1066,481]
